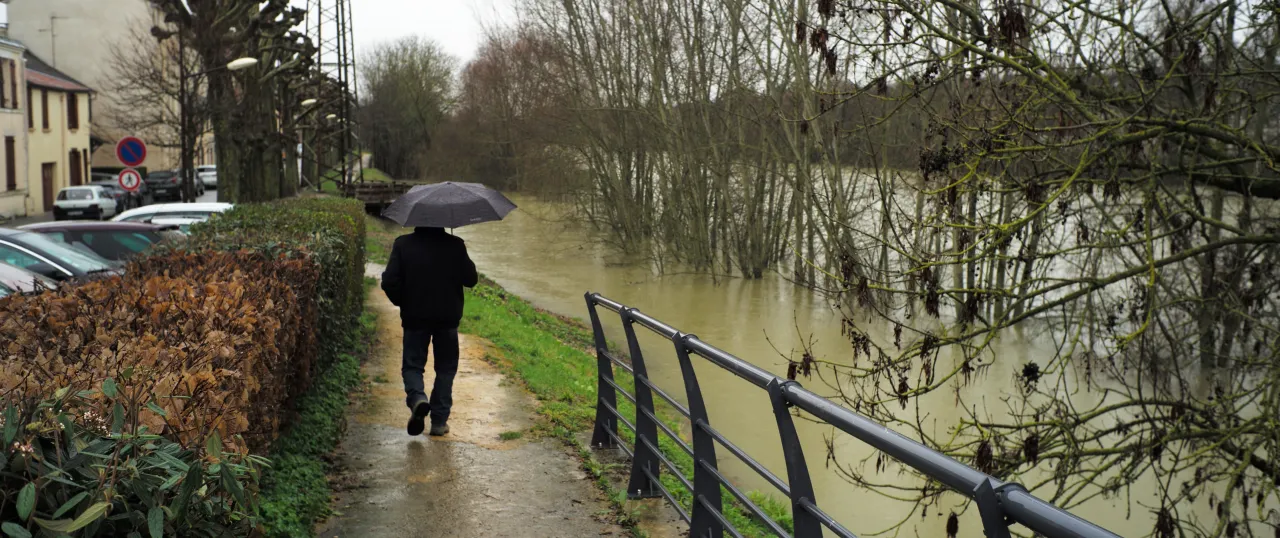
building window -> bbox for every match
[82,149,89,183]
[26,87,32,129]
[69,149,82,186]
[8,61,14,110]
[41,90,49,130]
[67,94,79,130]
[4,137,15,191]
[0,60,7,109]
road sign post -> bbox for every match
[117,168,143,192]
[116,137,148,168]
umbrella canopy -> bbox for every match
[381,182,517,228]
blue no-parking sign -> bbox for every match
[116,137,148,167]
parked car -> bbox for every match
[145,170,183,202]
[53,186,119,221]
[0,261,57,299]
[148,217,207,234]
[88,180,135,211]
[112,202,232,224]
[0,228,121,282]
[19,222,186,262]
[197,165,218,189]
[91,172,153,208]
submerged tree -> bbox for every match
[517,0,1280,535]
[799,0,1280,536]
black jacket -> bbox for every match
[381,228,479,329]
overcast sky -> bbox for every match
[291,0,518,66]
[0,2,514,66]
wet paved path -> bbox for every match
[317,266,623,537]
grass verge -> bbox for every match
[458,282,792,537]
[257,281,378,537]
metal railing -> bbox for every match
[585,292,1122,538]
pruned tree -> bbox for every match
[147,0,315,202]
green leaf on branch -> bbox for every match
[52,491,89,519]
[16,482,35,520]
[35,501,110,532]
[148,506,164,538]
[0,523,31,538]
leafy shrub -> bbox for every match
[1,250,318,453]
[0,394,265,537]
[0,197,368,536]
[188,197,366,370]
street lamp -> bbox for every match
[301,98,318,107]
[226,57,259,71]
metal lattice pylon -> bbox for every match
[303,0,362,191]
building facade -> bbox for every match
[0,37,29,219]
[24,52,92,214]
[7,0,178,171]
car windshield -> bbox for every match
[75,231,161,261]
[10,231,114,273]
[59,189,94,201]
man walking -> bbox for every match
[381,227,479,436]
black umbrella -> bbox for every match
[381,182,517,228]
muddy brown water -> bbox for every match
[368,195,1262,537]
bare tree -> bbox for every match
[357,36,455,180]
[495,0,1280,536]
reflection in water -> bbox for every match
[400,196,1256,537]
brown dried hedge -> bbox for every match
[0,249,319,452]
[0,197,366,455]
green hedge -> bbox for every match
[0,197,369,537]
[190,197,367,370]
[189,198,370,537]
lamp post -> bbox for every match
[178,27,258,202]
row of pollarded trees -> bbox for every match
[488,0,1280,536]
[128,0,355,203]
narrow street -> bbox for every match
[316,265,623,538]
[1,189,219,228]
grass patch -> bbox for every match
[499,430,525,441]
[365,219,405,266]
[459,283,792,536]
[257,299,377,538]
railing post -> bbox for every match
[673,332,723,538]
[767,380,822,538]
[622,308,662,498]
[974,478,1015,538]
[586,293,618,449]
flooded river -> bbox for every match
[426,196,1256,537]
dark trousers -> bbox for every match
[402,326,459,425]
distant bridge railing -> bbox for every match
[584,292,1122,538]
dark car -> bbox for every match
[0,228,121,282]
[91,172,153,208]
[0,262,57,299]
[146,170,183,202]
[19,222,185,262]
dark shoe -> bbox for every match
[429,422,450,436]
[407,400,430,436]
